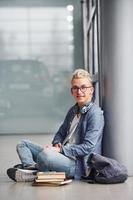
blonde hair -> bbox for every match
[71,68,92,83]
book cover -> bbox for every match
[32,179,72,186]
[35,178,65,182]
[37,171,66,179]
[37,172,65,175]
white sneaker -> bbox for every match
[7,168,37,182]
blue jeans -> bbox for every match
[16,139,76,178]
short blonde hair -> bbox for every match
[71,68,92,83]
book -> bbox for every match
[37,171,65,175]
[35,178,65,182]
[32,171,72,186]
[37,171,66,179]
[32,179,72,186]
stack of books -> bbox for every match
[32,171,72,186]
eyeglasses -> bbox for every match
[71,85,92,93]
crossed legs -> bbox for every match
[16,139,76,178]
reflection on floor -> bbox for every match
[0,134,133,200]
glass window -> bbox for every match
[0,1,83,134]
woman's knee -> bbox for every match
[16,139,30,152]
[37,150,52,171]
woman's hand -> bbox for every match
[44,143,62,152]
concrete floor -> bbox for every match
[0,134,133,200]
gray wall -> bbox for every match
[101,0,133,175]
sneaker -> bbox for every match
[7,168,37,182]
[14,164,38,170]
[13,164,23,169]
[24,164,38,170]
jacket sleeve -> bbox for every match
[62,110,104,158]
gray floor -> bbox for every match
[0,134,133,200]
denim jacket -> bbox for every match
[52,102,104,179]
